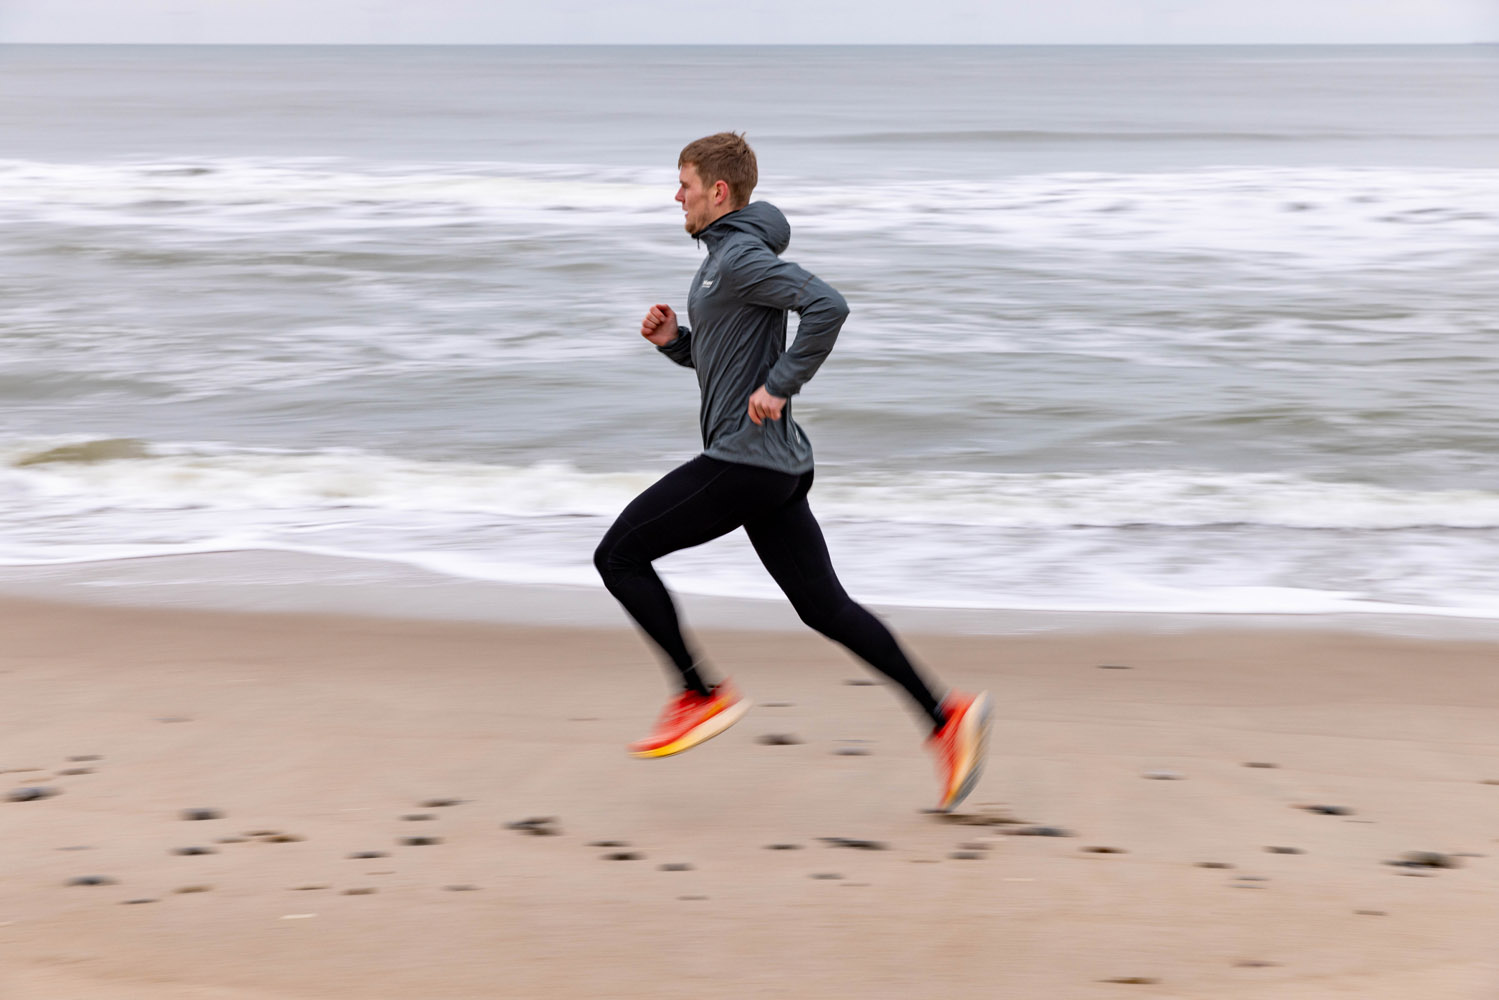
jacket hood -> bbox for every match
[696,201,790,255]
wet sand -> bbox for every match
[2,595,1497,999]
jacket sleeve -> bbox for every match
[655,327,694,368]
[722,244,849,398]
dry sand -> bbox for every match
[2,594,1497,999]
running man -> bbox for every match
[594,132,990,812]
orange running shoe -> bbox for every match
[927,690,992,812]
[628,679,750,758]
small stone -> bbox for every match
[421,798,463,808]
[1355,909,1387,916]
[603,851,642,861]
[400,837,442,847]
[835,747,871,756]
[245,830,282,837]
[765,843,803,850]
[1083,846,1127,854]
[819,837,888,850]
[1300,804,1353,816]
[1266,846,1305,854]
[762,701,795,708]
[843,678,878,686]
[57,845,93,851]
[1196,862,1235,869]
[1244,762,1278,768]
[216,837,248,844]
[7,786,61,802]
[1097,664,1132,670]
[810,872,843,880]
[181,808,223,821]
[68,755,103,762]
[444,884,480,892]
[1100,977,1158,984]
[1235,875,1270,881]
[1480,779,1499,786]
[122,898,158,905]
[658,863,694,871]
[678,894,709,900]
[262,834,304,843]
[506,817,559,835]
[1143,770,1182,780]
[1392,851,1459,869]
[174,885,213,894]
[172,846,216,856]
[347,851,388,859]
[1234,960,1278,968]
[293,885,331,891]
[342,888,377,895]
[1011,825,1073,837]
[756,733,803,745]
[401,814,436,821]
[66,875,117,886]
[589,840,630,848]
[949,851,984,860]
[57,768,94,776]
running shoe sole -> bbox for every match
[940,690,992,812]
[629,696,751,759]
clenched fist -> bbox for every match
[641,303,679,346]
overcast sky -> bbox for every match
[0,0,1494,45]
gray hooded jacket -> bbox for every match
[657,201,848,475]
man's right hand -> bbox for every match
[641,304,679,346]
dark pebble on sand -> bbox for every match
[401,814,436,821]
[122,898,158,905]
[422,798,464,808]
[175,885,213,893]
[1244,762,1279,768]
[1266,846,1305,854]
[68,755,103,762]
[765,843,803,850]
[810,873,843,880]
[679,894,709,900]
[1101,977,1159,985]
[400,836,442,847]
[216,837,248,844]
[589,840,630,847]
[348,851,388,859]
[262,834,304,843]
[949,851,984,860]
[1300,804,1353,816]
[756,733,803,745]
[762,701,794,708]
[1391,851,1459,869]
[1142,770,1182,780]
[293,884,331,891]
[7,786,60,802]
[658,863,694,871]
[1234,960,1279,968]
[66,875,117,886]
[245,829,282,837]
[843,678,879,686]
[343,888,378,895]
[819,837,887,851]
[181,808,223,821]
[1097,664,1132,670]
[835,747,871,756]
[506,817,560,835]
[57,768,94,776]
[604,851,642,861]
[1083,846,1127,854]
[1011,825,1073,837]
[444,884,480,892]
[1356,909,1387,916]
[172,846,217,856]
[1196,862,1235,869]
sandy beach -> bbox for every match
[3,593,1497,999]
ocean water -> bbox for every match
[2,44,1498,617]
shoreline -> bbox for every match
[2,594,1497,998]
[4,549,1499,642]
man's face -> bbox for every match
[676,163,721,235]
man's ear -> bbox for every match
[713,179,731,205]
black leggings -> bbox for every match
[594,455,946,728]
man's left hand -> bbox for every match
[747,386,787,425]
